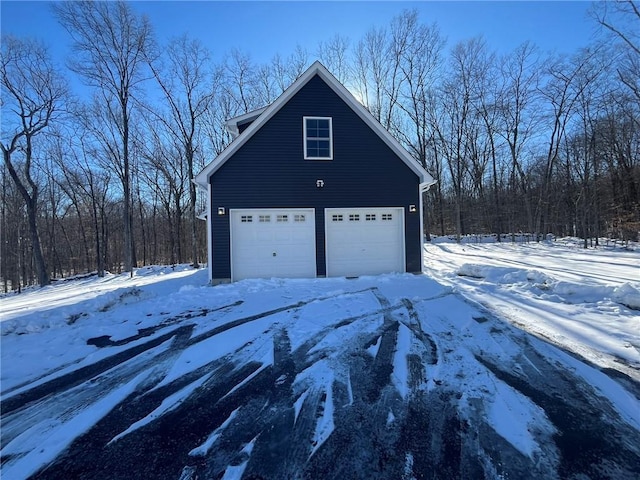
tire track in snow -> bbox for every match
[1,290,374,417]
[197,296,408,479]
[476,346,640,479]
[15,289,385,479]
[300,292,467,479]
[0,324,195,417]
[49,362,269,479]
[86,300,244,348]
[165,294,407,479]
[9,284,640,479]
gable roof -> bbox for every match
[195,61,436,188]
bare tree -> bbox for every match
[139,117,189,264]
[1,36,67,287]
[224,49,260,114]
[203,93,234,156]
[269,46,310,97]
[51,126,112,277]
[496,42,541,234]
[256,63,277,106]
[434,38,489,241]
[592,0,640,55]
[317,35,351,84]
[1,163,27,291]
[353,26,389,125]
[286,45,310,82]
[144,35,216,268]
[395,11,445,169]
[54,0,153,273]
[597,91,640,242]
[462,39,498,234]
[592,2,640,106]
[392,11,445,238]
[534,48,607,239]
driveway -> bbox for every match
[1,272,639,479]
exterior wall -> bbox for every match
[209,74,421,280]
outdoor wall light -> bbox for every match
[217,207,226,215]
[409,204,417,213]
[316,179,325,188]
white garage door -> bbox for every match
[230,208,316,281]
[325,207,405,277]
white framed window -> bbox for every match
[241,215,253,223]
[332,214,344,222]
[366,214,376,221]
[294,214,306,222]
[277,214,289,222]
[304,117,333,160]
[259,215,271,222]
[349,214,360,221]
[382,214,393,221]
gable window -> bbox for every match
[304,117,332,160]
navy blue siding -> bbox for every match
[209,74,421,279]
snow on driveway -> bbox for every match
[1,243,639,479]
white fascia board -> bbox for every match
[420,178,438,192]
[225,107,268,127]
[224,107,268,138]
[192,178,208,192]
[226,124,240,139]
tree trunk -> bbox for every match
[187,148,199,268]
[25,197,49,286]
[3,148,50,287]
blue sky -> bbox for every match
[2,1,598,68]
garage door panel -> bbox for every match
[231,209,316,281]
[326,208,404,278]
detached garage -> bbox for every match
[195,61,435,283]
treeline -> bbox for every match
[1,1,639,290]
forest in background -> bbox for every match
[1,1,639,291]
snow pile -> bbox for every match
[613,283,640,311]
[457,263,551,285]
[426,241,640,377]
[457,262,637,309]
[431,234,638,251]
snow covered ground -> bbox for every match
[1,239,639,479]
[424,237,640,380]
